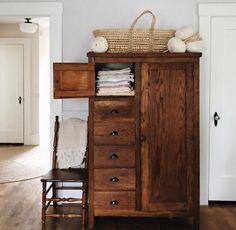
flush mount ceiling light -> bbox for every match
[19,18,38,33]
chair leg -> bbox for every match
[42,181,47,230]
[52,182,57,207]
[81,182,86,230]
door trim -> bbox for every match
[0,2,63,148]
[199,3,236,205]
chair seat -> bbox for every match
[41,168,87,182]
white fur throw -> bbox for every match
[57,118,87,169]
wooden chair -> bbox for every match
[41,116,88,230]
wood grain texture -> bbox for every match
[54,63,95,98]
[141,62,194,213]
[94,168,136,191]
[94,146,135,168]
[94,99,135,122]
[88,97,95,229]
[94,122,135,146]
[94,191,135,213]
[87,52,200,229]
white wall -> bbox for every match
[0,23,39,144]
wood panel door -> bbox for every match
[141,62,194,213]
[53,63,95,98]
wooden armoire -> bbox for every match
[53,52,201,229]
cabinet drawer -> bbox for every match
[94,146,135,168]
[94,168,136,190]
[94,191,135,212]
[94,122,135,145]
[94,99,135,122]
[54,63,95,98]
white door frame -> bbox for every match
[0,2,62,148]
[199,3,236,205]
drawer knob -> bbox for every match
[110,200,119,205]
[109,153,118,159]
[110,131,119,136]
[110,177,119,182]
[141,135,146,142]
[110,109,119,114]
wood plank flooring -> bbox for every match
[1,178,236,230]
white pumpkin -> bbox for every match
[186,40,203,53]
[167,37,186,53]
[175,26,194,40]
[90,37,108,53]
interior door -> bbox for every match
[209,17,236,201]
[141,62,194,212]
[0,44,24,143]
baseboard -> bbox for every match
[24,134,39,145]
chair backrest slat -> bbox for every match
[52,116,60,169]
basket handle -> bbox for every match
[128,10,156,51]
[130,10,156,31]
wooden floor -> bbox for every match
[1,178,236,230]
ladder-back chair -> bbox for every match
[41,116,88,230]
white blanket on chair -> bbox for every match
[57,118,87,169]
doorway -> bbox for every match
[199,3,236,204]
[0,41,24,143]
[0,1,62,147]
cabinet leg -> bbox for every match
[193,214,199,230]
[88,214,94,230]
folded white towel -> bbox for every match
[97,76,134,82]
[98,68,131,76]
[98,86,132,92]
[57,118,87,169]
[97,81,132,87]
[96,91,135,96]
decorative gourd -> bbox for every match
[90,37,108,53]
[167,37,186,53]
[175,26,194,40]
[186,40,203,52]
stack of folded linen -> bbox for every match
[96,67,134,96]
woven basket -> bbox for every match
[93,10,175,53]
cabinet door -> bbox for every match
[141,62,194,213]
[54,63,95,98]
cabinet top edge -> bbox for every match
[87,52,202,58]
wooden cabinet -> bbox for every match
[53,52,201,229]
[53,63,95,98]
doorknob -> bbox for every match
[214,112,220,127]
[18,96,22,104]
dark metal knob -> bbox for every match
[110,131,119,136]
[109,153,118,159]
[110,177,119,182]
[110,200,119,205]
[18,96,22,104]
[140,135,146,142]
[110,109,119,114]
[214,112,220,127]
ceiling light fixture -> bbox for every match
[19,18,38,33]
